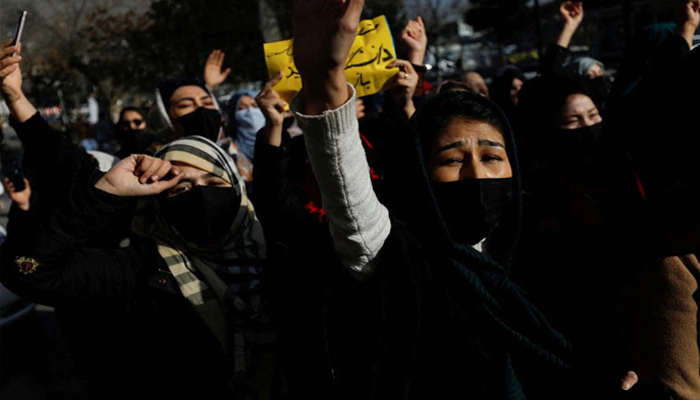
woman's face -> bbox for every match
[237,95,258,110]
[558,94,602,130]
[119,110,146,131]
[168,85,217,119]
[426,118,513,183]
[510,78,524,105]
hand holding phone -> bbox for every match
[11,11,27,58]
[2,160,26,192]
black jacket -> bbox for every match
[1,174,234,398]
[3,114,235,398]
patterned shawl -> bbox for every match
[131,135,267,378]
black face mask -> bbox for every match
[157,186,240,246]
[116,129,153,154]
[552,122,603,161]
[174,107,222,141]
[431,178,514,246]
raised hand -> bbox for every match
[256,72,289,128]
[560,1,584,27]
[293,0,365,114]
[401,16,428,65]
[0,39,23,104]
[557,1,584,48]
[3,177,31,211]
[256,72,291,147]
[0,39,36,122]
[203,49,232,89]
[95,155,183,197]
[387,59,419,123]
[678,0,700,47]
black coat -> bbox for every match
[1,175,234,398]
[2,115,234,398]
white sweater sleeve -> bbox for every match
[290,85,391,278]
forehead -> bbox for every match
[562,94,597,114]
[171,161,216,177]
[435,118,505,146]
[122,110,142,119]
[170,85,209,104]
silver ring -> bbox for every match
[403,72,409,79]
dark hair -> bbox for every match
[415,91,507,154]
[519,75,593,131]
[118,106,144,124]
[437,80,471,94]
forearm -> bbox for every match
[53,173,136,243]
[678,22,697,49]
[4,93,37,123]
[556,24,578,48]
[1,191,138,308]
[11,112,97,201]
[407,49,425,65]
[292,85,391,276]
[263,123,284,148]
[399,101,416,125]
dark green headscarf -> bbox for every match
[396,90,572,398]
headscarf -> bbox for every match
[131,135,267,378]
[567,56,604,77]
[225,90,262,162]
[490,66,525,108]
[396,91,571,397]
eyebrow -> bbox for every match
[435,139,505,153]
[175,172,221,184]
[175,95,212,105]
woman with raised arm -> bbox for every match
[286,1,578,398]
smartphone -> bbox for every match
[3,160,26,192]
[11,11,27,57]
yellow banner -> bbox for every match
[263,15,398,103]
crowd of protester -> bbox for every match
[1,0,700,398]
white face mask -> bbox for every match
[235,107,266,132]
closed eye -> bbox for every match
[441,158,463,166]
[482,155,503,163]
[169,183,192,197]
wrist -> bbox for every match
[679,22,697,47]
[407,51,426,66]
[1,89,23,105]
[94,178,118,196]
[264,114,284,128]
[263,123,283,147]
[16,201,30,212]
[402,101,416,122]
[301,70,349,115]
[562,22,579,32]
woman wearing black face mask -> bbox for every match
[115,106,156,158]
[0,135,273,398]
[282,2,575,399]
[156,78,255,183]
[156,78,224,142]
[515,66,646,398]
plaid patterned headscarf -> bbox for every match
[132,136,267,376]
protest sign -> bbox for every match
[264,15,398,103]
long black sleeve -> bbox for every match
[0,174,141,308]
[9,113,98,211]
